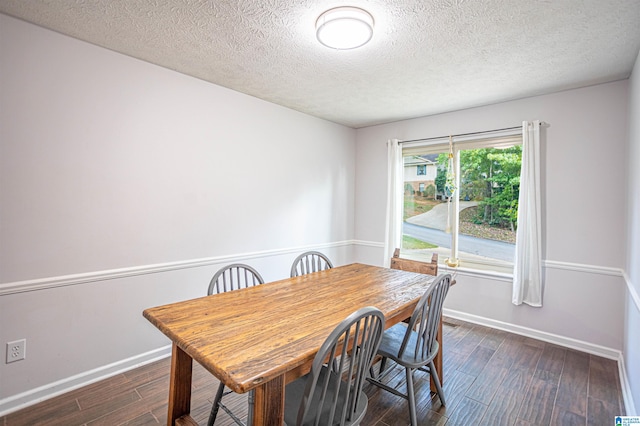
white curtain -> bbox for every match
[513,121,543,306]
[383,139,403,267]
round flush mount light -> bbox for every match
[316,6,374,50]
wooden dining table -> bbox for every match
[143,263,438,426]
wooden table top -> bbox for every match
[143,263,435,394]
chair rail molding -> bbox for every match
[623,270,640,312]
[351,240,625,279]
[0,241,355,296]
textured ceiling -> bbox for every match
[1,0,639,128]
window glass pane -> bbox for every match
[402,152,450,253]
[457,145,521,264]
[401,138,522,271]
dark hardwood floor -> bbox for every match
[1,317,625,426]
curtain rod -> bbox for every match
[398,125,523,144]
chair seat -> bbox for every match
[377,323,439,368]
[285,366,368,426]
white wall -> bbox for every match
[0,14,356,410]
[624,50,640,414]
[354,82,629,355]
[2,10,637,416]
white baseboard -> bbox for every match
[618,353,637,415]
[1,307,634,417]
[444,308,620,359]
[0,345,172,417]
[443,308,636,414]
[2,242,636,416]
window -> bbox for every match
[416,165,426,175]
[419,183,425,192]
[400,131,522,272]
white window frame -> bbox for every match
[401,129,522,274]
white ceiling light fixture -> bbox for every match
[316,6,374,50]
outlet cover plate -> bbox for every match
[6,339,26,363]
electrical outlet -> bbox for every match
[6,339,26,363]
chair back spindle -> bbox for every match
[206,263,264,426]
[292,307,384,426]
[208,263,264,295]
[291,251,334,277]
[398,274,451,364]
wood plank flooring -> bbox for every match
[1,317,625,426]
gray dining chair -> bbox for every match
[290,251,334,277]
[366,274,452,426]
[207,263,265,426]
[283,306,385,426]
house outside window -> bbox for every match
[401,131,522,273]
[403,155,437,196]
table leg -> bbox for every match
[431,318,444,392]
[252,374,285,426]
[167,344,193,426]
